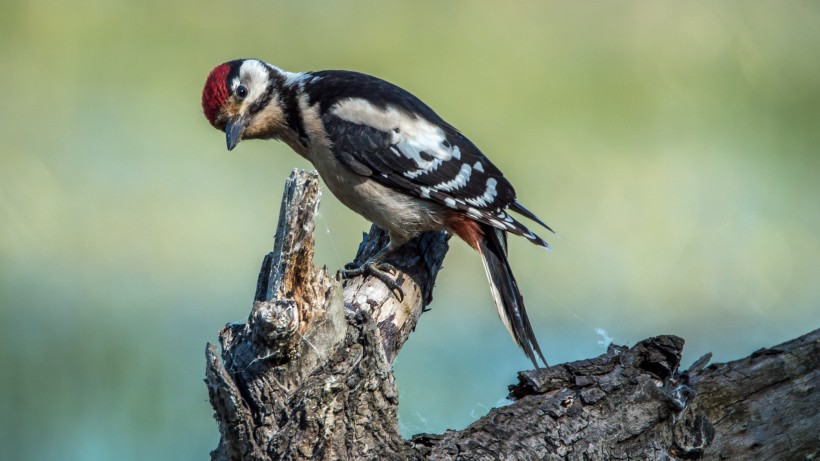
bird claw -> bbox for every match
[341,261,404,301]
[343,261,360,271]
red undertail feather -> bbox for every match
[448,214,484,250]
[449,215,547,368]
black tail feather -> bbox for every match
[510,200,556,235]
[478,223,547,368]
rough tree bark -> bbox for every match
[205,170,818,461]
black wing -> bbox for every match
[322,110,551,248]
[306,70,551,245]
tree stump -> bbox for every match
[205,170,818,460]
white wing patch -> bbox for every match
[330,97,550,249]
[464,178,498,207]
[333,98,504,207]
[332,98,461,180]
[431,163,472,192]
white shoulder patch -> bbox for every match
[332,98,461,179]
[282,71,309,86]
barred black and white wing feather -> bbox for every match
[307,71,553,247]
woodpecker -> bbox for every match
[202,59,555,368]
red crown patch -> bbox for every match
[202,63,231,127]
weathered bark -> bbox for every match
[205,169,448,461]
[417,330,818,460]
[206,170,818,461]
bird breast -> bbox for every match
[308,145,450,243]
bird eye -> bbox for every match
[236,84,248,99]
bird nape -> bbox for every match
[201,58,555,368]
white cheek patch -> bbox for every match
[238,59,272,109]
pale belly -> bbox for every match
[310,150,450,243]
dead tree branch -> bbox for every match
[205,170,818,461]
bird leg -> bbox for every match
[341,243,404,301]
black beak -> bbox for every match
[225,117,248,151]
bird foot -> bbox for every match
[341,261,404,301]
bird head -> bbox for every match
[201,59,287,150]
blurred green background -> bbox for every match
[2,1,819,459]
